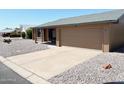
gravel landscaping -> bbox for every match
[48,53,124,84]
[0,39,49,57]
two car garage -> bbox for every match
[61,25,103,50]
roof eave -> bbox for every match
[35,20,118,29]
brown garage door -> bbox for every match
[61,27,103,50]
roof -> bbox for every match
[36,10,124,28]
[0,28,15,33]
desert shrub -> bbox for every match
[26,28,32,39]
[21,32,26,39]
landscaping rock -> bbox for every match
[102,64,112,69]
[3,39,12,44]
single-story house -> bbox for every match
[32,10,124,52]
[0,28,15,37]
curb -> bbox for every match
[0,56,50,84]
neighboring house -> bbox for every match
[32,10,124,52]
[0,28,15,37]
[15,28,21,33]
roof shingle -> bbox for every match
[37,10,124,28]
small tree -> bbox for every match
[26,28,32,39]
[21,32,26,39]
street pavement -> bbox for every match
[0,61,31,84]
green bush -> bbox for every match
[26,28,32,39]
[21,32,26,39]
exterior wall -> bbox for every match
[41,29,44,42]
[59,24,108,50]
[33,23,111,52]
[56,28,61,47]
[32,28,37,42]
[32,28,35,40]
[44,29,49,41]
[102,24,111,52]
[110,15,124,51]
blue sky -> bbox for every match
[0,9,112,30]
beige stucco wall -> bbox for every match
[110,15,124,51]
[56,28,61,47]
[39,23,110,52]
[59,24,105,50]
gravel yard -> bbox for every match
[0,39,49,57]
[48,53,124,84]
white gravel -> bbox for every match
[48,53,124,84]
[0,39,49,57]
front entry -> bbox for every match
[43,28,56,45]
[48,29,56,44]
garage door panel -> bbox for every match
[61,28,102,50]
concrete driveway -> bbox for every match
[3,46,102,83]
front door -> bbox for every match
[48,29,56,44]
